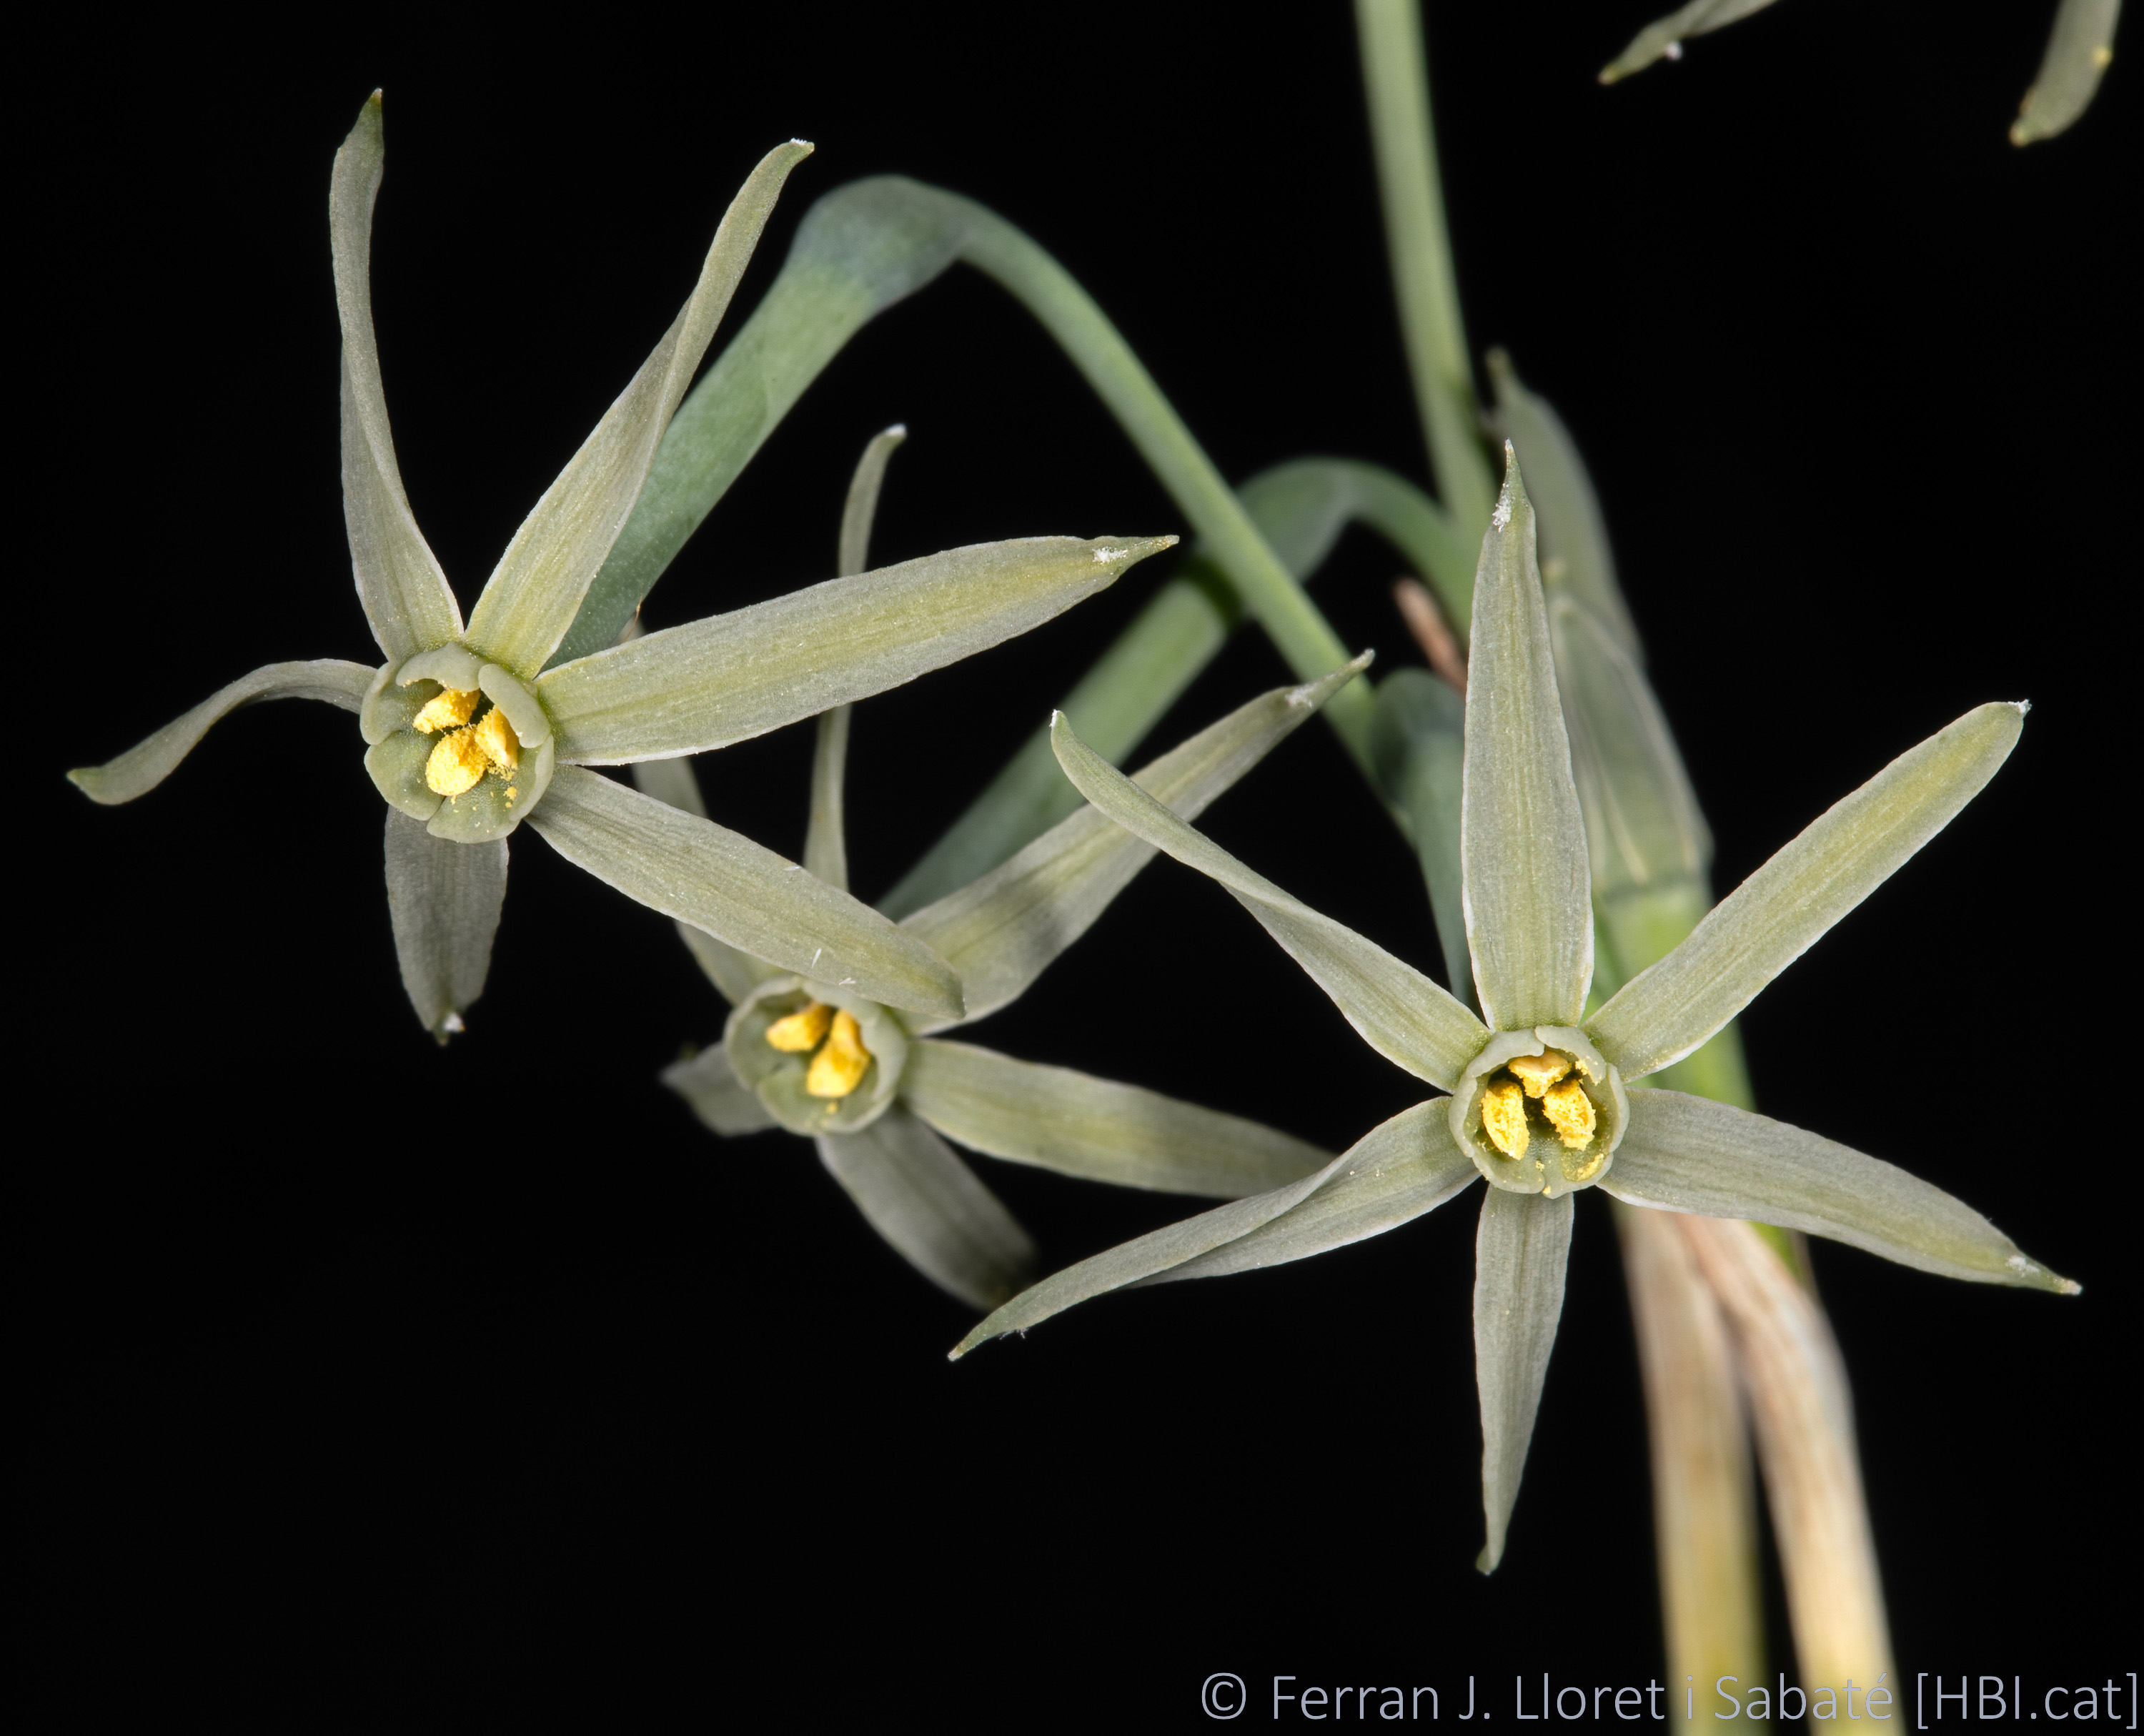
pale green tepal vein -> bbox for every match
[953,447,2076,1574]
[67,95,1173,1038]
[650,430,1342,1307]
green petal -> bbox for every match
[950,1149,1357,1359]
[461,142,813,678]
[1462,450,1592,1031]
[329,94,464,660]
[68,660,372,805]
[1587,703,2024,1080]
[1603,1090,2079,1294]
[903,1039,1330,1198]
[1051,708,1487,1089]
[818,1108,1036,1309]
[528,764,961,1019]
[902,661,1365,1031]
[540,536,1173,763]
[1369,669,1472,1008]
[364,729,442,822]
[477,665,550,748]
[629,758,780,1004]
[2012,0,2121,144]
[1474,1186,1574,1573]
[1138,1099,1477,1284]
[661,1043,778,1136]
[1598,0,1780,83]
[382,808,507,1039]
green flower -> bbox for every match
[651,430,1344,1307]
[953,448,2076,1572]
[67,96,1171,1037]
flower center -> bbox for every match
[413,688,523,802]
[765,1001,873,1098]
[1451,1026,1627,1198]
[1482,1051,1599,1160]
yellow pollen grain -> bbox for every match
[413,687,480,734]
[1481,1078,1529,1159]
[1542,1078,1597,1149]
[471,705,520,773]
[765,1002,832,1053]
[425,728,490,797]
[805,1009,871,1098]
[1507,1051,1572,1099]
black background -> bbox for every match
[22,1,2133,1723]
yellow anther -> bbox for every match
[1480,1077,1530,1160]
[765,1002,832,1053]
[805,1009,871,1098]
[425,728,490,797]
[1542,1077,1598,1150]
[471,705,520,773]
[412,687,480,734]
[1508,1051,1573,1099]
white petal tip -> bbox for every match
[1093,547,1128,563]
[442,1011,465,1034]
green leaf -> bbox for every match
[1461,451,1593,1031]
[462,142,813,678]
[1139,1098,1477,1283]
[1587,703,2024,1081]
[818,1108,1036,1309]
[1604,1091,2079,1294]
[903,1040,1330,1198]
[1241,459,1475,638]
[382,809,507,1039]
[661,1042,778,1136]
[2013,0,2122,144]
[1370,669,1473,1008]
[528,764,961,1019]
[328,94,464,660]
[901,661,1366,1031]
[69,660,374,805]
[1051,708,1487,1090]
[628,758,780,1004]
[540,535,1173,763]
[1474,1186,1574,1573]
[1599,0,1780,84]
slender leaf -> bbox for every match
[1604,1089,2078,1294]
[382,808,507,1038]
[1474,1186,1574,1572]
[662,1043,778,1136]
[1599,0,1780,83]
[328,94,463,660]
[1587,703,2023,1080]
[903,1040,1329,1198]
[69,660,373,805]
[630,758,781,1004]
[2013,0,2122,144]
[818,1108,1036,1309]
[530,764,961,1018]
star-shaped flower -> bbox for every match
[68,96,1171,1036]
[953,447,2076,1571]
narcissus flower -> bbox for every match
[68,95,1170,1036]
[953,449,2077,1572]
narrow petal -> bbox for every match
[1369,669,1473,1008]
[1051,709,1487,1089]
[329,94,464,660]
[902,660,1366,1031]
[382,809,507,1038]
[462,142,814,677]
[629,757,780,1005]
[1474,1186,1574,1572]
[1603,1089,2078,1294]
[529,764,961,1019]
[903,1039,1330,1198]
[1140,1099,1477,1284]
[1587,703,2024,1081]
[2011,0,2121,144]
[68,660,373,805]
[818,1108,1036,1309]
[540,536,1173,763]
[661,1043,778,1136]
[1598,0,1780,83]
[1461,449,1593,1030]
[949,1148,1357,1359]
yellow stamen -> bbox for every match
[471,705,520,773]
[1508,1051,1572,1099]
[425,728,490,797]
[765,1002,832,1053]
[412,687,480,734]
[1481,1077,1529,1159]
[1542,1077,1597,1149]
[805,1009,871,1098]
